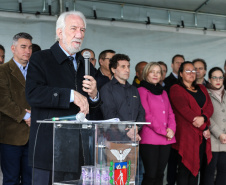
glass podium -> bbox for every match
[37,120,146,185]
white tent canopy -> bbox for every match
[0,0,226,82]
[1,0,226,30]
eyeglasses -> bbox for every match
[185,70,196,74]
[211,76,224,81]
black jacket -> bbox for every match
[95,68,110,91]
[26,42,100,171]
[89,68,111,120]
[164,73,178,94]
[100,77,145,122]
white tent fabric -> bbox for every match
[0,13,225,83]
[83,20,226,83]
[1,0,226,30]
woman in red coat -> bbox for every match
[170,61,213,185]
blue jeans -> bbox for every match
[0,143,32,185]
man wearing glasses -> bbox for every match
[96,49,115,90]
[81,48,97,69]
[192,58,209,185]
[90,50,116,120]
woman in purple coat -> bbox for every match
[138,62,176,185]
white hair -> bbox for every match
[55,11,86,41]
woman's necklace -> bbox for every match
[187,86,197,92]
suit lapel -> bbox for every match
[9,59,26,87]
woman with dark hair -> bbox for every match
[170,61,213,185]
[138,62,176,185]
[224,60,226,90]
[204,67,226,185]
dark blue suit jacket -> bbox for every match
[26,42,100,171]
[164,72,178,94]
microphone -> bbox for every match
[83,51,91,76]
[51,113,85,122]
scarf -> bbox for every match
[140,80,163,95]
[207,83,224,102]
[135,77,141,85]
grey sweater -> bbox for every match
[208,89,226,152]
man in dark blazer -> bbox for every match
[0,33,32,185]
[26,11,100,185]
[164,54,185,94]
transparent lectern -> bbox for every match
[37,120,145,185]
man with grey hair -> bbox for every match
[0,32,32,185]
[26,11,100,185]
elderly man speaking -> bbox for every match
[26,11,100,185]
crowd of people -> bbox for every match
[0,10,226,185]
